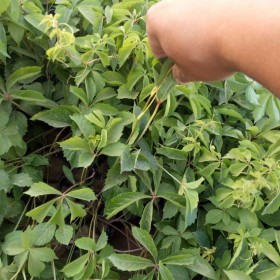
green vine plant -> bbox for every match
[1,0,280,280]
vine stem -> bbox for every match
[135,100,161,145]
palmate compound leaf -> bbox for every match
[108,254,154,271]
[105,192,150,219]
[132,227,158,261]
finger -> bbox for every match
[172,64,190,83]
[146,4,167,58]
[147,34,166,58]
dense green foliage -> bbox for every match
[1,0,280,279]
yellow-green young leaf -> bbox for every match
[55,225,73,245]
[105,192,149,219]
[66,188,96,202]
[161,254,194,266]
[62,253,90,277]
[108,254,153,271]
[49,203,64,227]
[31,106,79,128]
[75,237,95,252]
[159,262,175,280]
[96,231,108,251]
[249,237,280,267]
[140,201,153,232]
[6,66,41,92]
[25,182,61,197]
[66,199,86,221]
[100,142,126,157]
[0,0,10,16]
[61,137,90,152]
[26,199,57,223]
[132,227,157,261]
[224,270,252,280]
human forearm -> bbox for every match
[147,0,280,97]
[220,0,280,96]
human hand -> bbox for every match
[146,0,235,83]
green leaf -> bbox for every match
[106,118,124,144]
[205,209,224,224]
[185,253,216,279]
[132,227,158,261]
[25,182,61,196]
[66,188,96,202]
[66,199,87,221]
[6,66,41,92]
[11,90,48,102]
[156,147,188,160]
[11,172,32,187]
[103,162,128,191]
[62,253,90,277]
[105,192,149,219]
[55,225,73,245]
[224,270,252,280]
[0,0,10,15]
[108,254,153,271]
[120,146,139,173]
[2,231,25,256]
[96,231,108,251]
[75,237,95,252]
[161,254,194,266]
[0,170,10,192]
[249,237,280,267]
[140,201,153,232]
[159,193,185,209]
[70,86,88,105]
[26,198,57,223]
[102,71,125,86]
[59,137,90,151]
[262,192,280,215]
[159,262,175,280]
[118,41,138,67]
[33,223,56,246]
[31,106,79,128]
[100,142,126,156]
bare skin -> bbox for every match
[146,0,280,97]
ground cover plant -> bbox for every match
[1,0,280,279]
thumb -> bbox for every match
[172,64,189,83]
